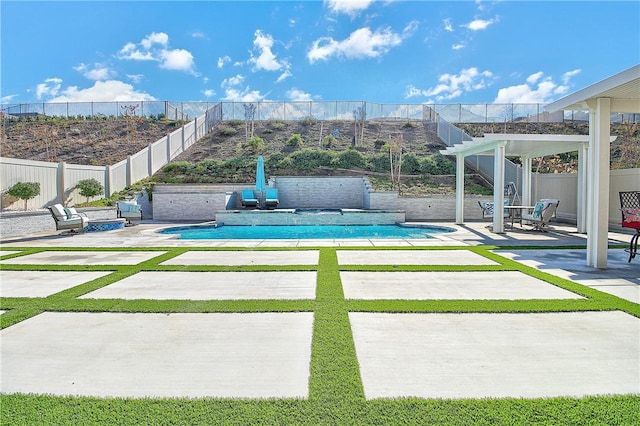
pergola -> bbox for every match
[440,133,602,233]
[545,64,640,269]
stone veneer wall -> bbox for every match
[153,184,243,221]
[271,176,366,209]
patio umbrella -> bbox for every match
[255,156,266,193]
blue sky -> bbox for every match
[1,0,639,106]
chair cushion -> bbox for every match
[621,208,640,229]
[531,201,545,219]
[49,204,67,219]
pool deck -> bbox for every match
[1,221,638,400]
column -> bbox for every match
[455,153,465,224]
[492,142,506,233]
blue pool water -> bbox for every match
[160,224,455,240]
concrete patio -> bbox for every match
[1,221,638,400]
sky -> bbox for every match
[1,0,639,106]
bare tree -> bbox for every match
[243,103,257,144]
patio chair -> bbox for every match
[47,203,89,233]
[478,199,510,219]
[521,199,560,231]
[241,189,259,208]
[264,188,279,209]
[116,201,143,225]
[619,191,640,262]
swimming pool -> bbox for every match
[160,224,455,240]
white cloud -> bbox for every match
[276,69,293,83]
[494,71,565,103]
[160,49,195,72]
[325,0,375,17]
[218,56,231,69]
[36,77,62,99]
[443,18,453,32]
[1,94,18,103]
[287,88,313,101]
[405,68,494,101]
[127,74,144,84]
[44,80,156,102]
[141,32,169,49]
[248,30,287,72]
[452,43,466,50]
[562,68,581,84]
[464,18,495,31]
[220,74,265,102]
[74,63,115,81]
[203,89,216,98]
[117,32,196,74]
[308,26,404,63]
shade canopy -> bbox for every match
[545,64,640,269]
[255,155,266,193]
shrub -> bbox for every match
[219,127,238,136]
[76,178,104,203]
[270,121,286,130]
[366,153,391,173]
[322,134,336,148]
[400,152,421,174]
[7,181,40,210]
[246,136,266,153]
[332,149,365,169]
[286,133,303,148]
[286,149,334,170]
[299,116,317,127]
[162,161,193,174]
[420,154,455,175]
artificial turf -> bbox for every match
[1,246,638,425]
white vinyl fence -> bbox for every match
[1,104,221,209]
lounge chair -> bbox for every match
[241,189,259,208]
[478,199,510,219]
[116,201,143,225]
[47,203,89,233]
[521,199,559,231]
[264,188,279,209]
[619,191,640,262]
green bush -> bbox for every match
[299,116,317,127]
[322,134,336,148]
[366,153,391,173]
[219,127,238,136]
[419,154,455,175]
[76,178,104,203]
[286,133,303,148]
[270,121,286,130]
[162,161,193,174]
[286,149,334,170]
[332,149,365,169]
[7,181,40,210]
[246,136,265,153]
[400,152,421,174]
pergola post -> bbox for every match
[576,144,588,233]
[521,156,532,207]
[455,153,465,224]
[492,142,506,233]
[586,98,611,268]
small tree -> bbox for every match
[246,135,265,153]
[76,178,104,203]
[7,181,40,210]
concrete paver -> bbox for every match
[337,249,498,265]
[1,312,314,398]
[497,249,640,304]
[161,250,319,266]
[350,311,640,399]
[0,250,20,257]
[1,271,112,297]
[0,251,165,265]
[80,271,317,300]
[341,271,583,300]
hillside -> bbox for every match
[2,116,638,173]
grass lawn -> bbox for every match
[1,246,639,425]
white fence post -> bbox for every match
[57,161,66,205]
[147,143,153,176]
[105,165,112,197]
[194,116,199,141]
[126,155,133,187]
[181,126,185,152]
[166,134,171,162]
